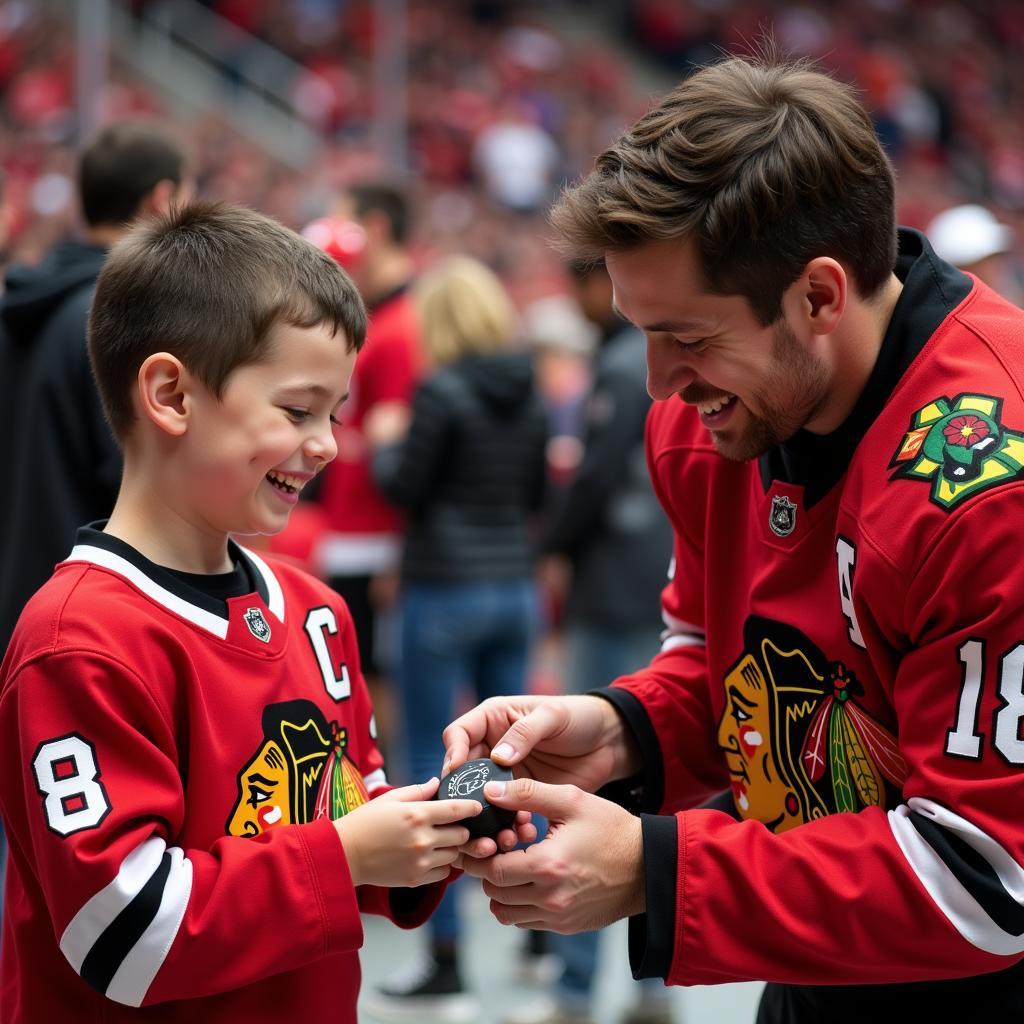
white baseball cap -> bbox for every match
[927,204,1014,267]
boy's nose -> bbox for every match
[304,425,338,464]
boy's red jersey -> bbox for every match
[0,528,440,1021]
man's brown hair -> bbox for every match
[89,201,367,438]
[551,53,897,325]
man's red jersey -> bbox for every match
[0,527,442,1021]
[610,231,1024,1010]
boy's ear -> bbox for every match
[137,352,192,436]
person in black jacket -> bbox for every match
[0,119,191,654]
[506,259,675,1024]
[364,256,549,1023]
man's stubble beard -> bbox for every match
[712,319,831,462]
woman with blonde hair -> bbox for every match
[364,256,549,1021]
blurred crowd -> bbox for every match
[3,0,1024,304]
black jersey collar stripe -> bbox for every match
[239,545,285,624]
[66,544,230,638]
[888,798,1024,955]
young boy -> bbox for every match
[0,202,487,1021]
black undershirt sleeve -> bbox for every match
[629,814,678,981]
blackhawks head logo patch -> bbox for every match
[889,393,1024,510]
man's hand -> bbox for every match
[458,778,645,933]
[335,777,479,888]
[442,694,640,794]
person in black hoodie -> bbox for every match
[363,256,549,1023]
[0,119,191,654]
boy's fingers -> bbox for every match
[378,777,441,802]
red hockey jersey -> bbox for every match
[0,527,443,1021]
[614,231,1024,1003]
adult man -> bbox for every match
[447,54,1024,1021]
[0,119,191,653]
[313,182,422,760]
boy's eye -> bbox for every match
[330,414,343,428]
[283,407,310,422]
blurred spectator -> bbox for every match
[473,98,561,213]
[0,118,192,654]
[363,257,548,1023]
[311,181,423,763]
[510,259,675,1024]
[926,202,1022,303]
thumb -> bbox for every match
[490,702,569,766]
[483,777,581,819]
[378,777,440,802]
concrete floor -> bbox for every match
[358,877,765,1024]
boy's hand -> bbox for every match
[335,777,481,888]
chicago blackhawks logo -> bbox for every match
[889,393,1024,510]
[226,699,369,837]
[717,616,906,833]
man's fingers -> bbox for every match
[480,879,538,907]
[483,777,583,820]
[488,702,568,766]
[457,847,535,884]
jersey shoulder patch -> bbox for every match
[888,393,1024,510]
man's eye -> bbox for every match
[677,337,709,353]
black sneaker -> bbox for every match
[362,951,480,1023]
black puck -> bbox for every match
[435,757,516,839]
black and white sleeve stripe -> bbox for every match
[889,797,1024,955]
[59,836,192,1006]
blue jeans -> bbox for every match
[398,579,540,944]
[556,621,666,1005]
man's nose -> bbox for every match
[646,333,697,401]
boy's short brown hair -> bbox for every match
[89,201,367,438]
[550,53,897,325]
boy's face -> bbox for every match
[182,321,355,538]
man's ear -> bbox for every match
[794,257,847,336]
[137,352,191,436]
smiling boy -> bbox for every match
[0,202,488,1022]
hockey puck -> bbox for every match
[435,757,516,839]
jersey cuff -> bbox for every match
[629,812,678,980]
[591,687,665,813]
[302,817,365,955]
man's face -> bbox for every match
[606,237,832,460]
